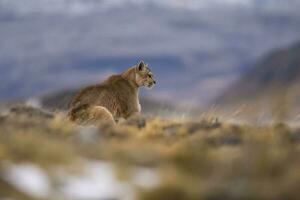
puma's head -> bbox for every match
[135,61,157,88]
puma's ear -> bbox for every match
[137,60,146,71]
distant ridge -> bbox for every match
[216,41,300,118]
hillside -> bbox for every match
[1,105,300,199]
[216,42,300,119]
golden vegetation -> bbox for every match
[1,105,300,199]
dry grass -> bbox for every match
[0,105,300,199]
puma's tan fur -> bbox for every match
[68,61,156,125]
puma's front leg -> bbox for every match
[126,106,141,120]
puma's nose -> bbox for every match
[153,80,157,84]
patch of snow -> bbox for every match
[2,160,160,200]
[59,161,130,200]
[4,163,51,198]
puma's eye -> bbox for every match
[148,74,152,78]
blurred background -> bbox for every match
[1,0,300,115]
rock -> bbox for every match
[163,124,183,136]
[9,105,54,119]
[122,116,147,129]
[185,118,221,134]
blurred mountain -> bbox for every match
[1,0,300,106]
[216,41,300,117]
